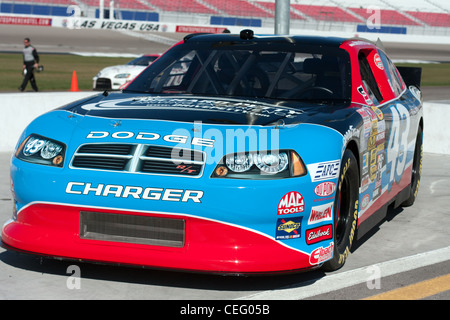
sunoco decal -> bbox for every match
[276,217,302,240]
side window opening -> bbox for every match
[377,50,404,97]
[358,51,383,104]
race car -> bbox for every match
[93,54,160,90]
[1,30,423,274]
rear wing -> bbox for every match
[397,66,422,89]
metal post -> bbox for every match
[110,0,114,19]
[99,0,104,20]
[275,0,290,35]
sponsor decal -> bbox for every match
[86,131,215,148]
[276,217,302,240]
[81,96,303,118]
[175,164,199,175]
[361,194,370,210]
[309,242,334,265]
[357,85,373,105]
[308,202,333,225]
[0,16,52,26]
[362,152,369,175]
[176,25,228,33]
[314,182,336,197]
[306,224,333,245]
[307,160,340,182]
[374,53,384,70]
[277,191,305,215]
[66,182,204,203]
[371,106,384,121]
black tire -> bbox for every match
[401,126,423,207]
[321,149,359,272]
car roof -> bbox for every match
[183,31,352,48]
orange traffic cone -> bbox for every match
[70,70,79,91]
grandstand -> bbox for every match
[1,0,449,34]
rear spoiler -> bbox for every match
[397,66,422,89]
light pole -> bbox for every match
[275,0,290,35]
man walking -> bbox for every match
[19,37,39,92]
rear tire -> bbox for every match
[321,149,359,272]
[401,126,423,207]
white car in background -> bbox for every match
[93,54,160,90]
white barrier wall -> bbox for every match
[0,92,448,154]
[422,102,450,155]
[0,92,95,153]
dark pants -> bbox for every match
[20,62,38,91]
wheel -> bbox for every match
[321,149,359,272]
[401,125,423,207]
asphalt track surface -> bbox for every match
[0,25,449,301]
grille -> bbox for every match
[146,146,204,162]
[72,155,129,171]
[71,143,205,177]
[95,78,112,90]
[80,211,185,247]
[78,144,133,155]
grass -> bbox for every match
[0,53,449,92]
[395,62,450,87]
[0,53,131,92]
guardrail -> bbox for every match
[0,92,448,155]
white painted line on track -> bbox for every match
[238,246,450,300]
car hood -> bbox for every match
[61,92,344,126]
[95,65,146,78]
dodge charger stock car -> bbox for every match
[1,30,423,274]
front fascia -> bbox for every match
[4,107,345,273]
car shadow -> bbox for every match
[0,247,328,292]
[351,205,404,253]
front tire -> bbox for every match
[321,149,359,272]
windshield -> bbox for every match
[127,55,159,66]
[125,41,351,104]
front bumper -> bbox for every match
[2,202,319,274]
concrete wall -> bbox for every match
[0,92,95,153]
[0,92,448,155]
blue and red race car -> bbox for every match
[1,30,423,274]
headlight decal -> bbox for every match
[16,134,66,167]
[212,150,306,179]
